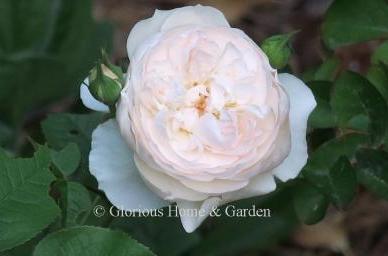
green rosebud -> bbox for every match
[88,50,124,106]
[260,31,298,69]
[100,49,124,80]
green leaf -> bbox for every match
[42,113,103,158]
[307,81,337,128]
[293,180,329,225]
[327,156,357,207]
[0,236,43,256]
[302,67,318,83]
[81,192,114,228]
[367,63,388,104]
[111,215,200,256]
[356,149,388,200]
[302,57,341,83]
[303,134,367,203]
[50,143,81,176]
[331,71,388,143]
[56,181,92,227]
[312,57,341,82]
[260,31,297,69]
[0,148,60,252]
[322,0,388,49]
[371,41,388,65]
[192,187,298,256]
[33,226,155,256]
[41,113,103,186]
[306,134,367,172]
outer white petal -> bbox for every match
[160,5,230,31]
[221,172,276,203]
[176,173,276,233]
[176,197,221,233]
[127,5,230,58]
[134,155,208,202]
[89,119,168,210]
[272,73,317,181]
[126,10,170,59]
[80,78,109,112]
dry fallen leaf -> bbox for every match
[293,211,352,255]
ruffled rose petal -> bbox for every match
[127,5,230,58]
[90,119,168,210]
[116,89,136,149]
[134,155,209,202]
[176,197,221,233]
[177,172,275,233]
[272,73,317,181]
[221,172,276,203]
[80,78,109,112]
[115,4,317,235]
[180,177,248,194]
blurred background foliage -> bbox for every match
[1,0,388,256]
[0,0,112,149]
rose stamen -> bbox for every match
[179,127,192,135]
[194,94,208,116]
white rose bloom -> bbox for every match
[81,5,316,233]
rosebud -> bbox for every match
[88,50,124,106]
[100,49,124,80]
[260,31,298,69]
